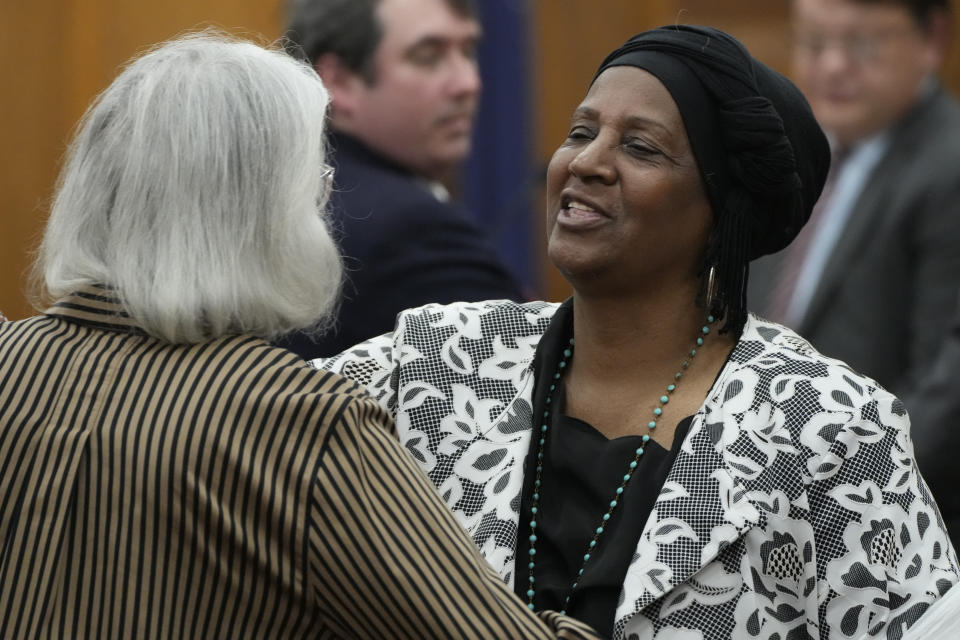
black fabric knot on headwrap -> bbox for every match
[593,25,830,334]
[720,96,802,197]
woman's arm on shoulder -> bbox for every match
[305,391,604,639]
[312,331,399,413]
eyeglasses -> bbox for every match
[793,28,917,64]
[318,163,335,206]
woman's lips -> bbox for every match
[556,200,610,229]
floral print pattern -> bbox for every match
[318,300,958,639]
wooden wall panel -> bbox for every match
[0,0,286,320]
[1,0,68,320]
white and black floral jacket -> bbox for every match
[318,300,958,640]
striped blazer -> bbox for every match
[0,285,601,640]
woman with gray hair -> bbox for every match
[0,33,601,639]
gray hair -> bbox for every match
[34,31,343,344]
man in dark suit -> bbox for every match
[749,0,960,542]
[750,0,960,400]
[280,0,522,358]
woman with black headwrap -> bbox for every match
[319,25,957,639]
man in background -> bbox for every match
[751,0,960,401]
[280,0,522,359]
[749,0,960,540]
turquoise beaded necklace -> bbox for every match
[525,315,716,614]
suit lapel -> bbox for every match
[472,364,538,582]
[614,419,763,622]
[801,155,895,330]
[614,319,769,627]
[800,89,936,332]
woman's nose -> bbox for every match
[568,139,617,183]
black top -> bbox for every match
[515,299,692,638]
[517,410,691,638]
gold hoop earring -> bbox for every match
[704,265,719,312]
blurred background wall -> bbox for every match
[2,0,959,318]
[1,0,290,320]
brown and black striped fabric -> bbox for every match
[0,285,602,640]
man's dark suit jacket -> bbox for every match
[749,85,960,544]
[278,131,522,359]
[749,84,960,400]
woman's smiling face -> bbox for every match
[546,66,713,297]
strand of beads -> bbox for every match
[526,336,574,610]
[525,315,715,614]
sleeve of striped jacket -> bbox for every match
[308,392,604,639]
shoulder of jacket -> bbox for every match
[735,314,890,409]
[395,299,560,325]
[244,340,372,400]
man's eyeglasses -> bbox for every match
[793,28,917,64]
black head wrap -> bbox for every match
[594,25,830,334]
